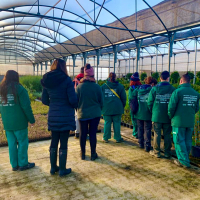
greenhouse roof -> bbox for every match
[0,0,200,64]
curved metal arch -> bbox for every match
[90,0,136,40]
[0,45,40,61]
[142,0,169,34]
[0,48,34,63]
[0,14,94,53]
[0,33,59,60]
[10,4,113,46]
[0,20,73,55]
[0,42,48,60]
[0,30,59,60]
[0,28,70,58]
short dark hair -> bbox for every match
[161,71,170,80]
[80,67,84,74]
[182,73,190,83]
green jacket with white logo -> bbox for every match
[133,84,152,121]
[101,81,126,116]
[168,83,200,128]
[148,82,175,123]
[0,84,35,131]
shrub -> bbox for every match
[196,71,200,79]
[126,73,132,80]
[170,71,180,84]
[152,72,159,80]
[140,72,147,81]
[20,76,42,93]
[187,71,194,82]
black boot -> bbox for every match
[49,148,59,175]
[59,149,71,177]
[91,152,98,161]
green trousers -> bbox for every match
[103,115,122,141]
[6,128,29,168]
[153,123,172,156]
[173,127,193,167]
[130,111,137,137]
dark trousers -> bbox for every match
[137,120,152,149]
[153,123,172,156]
[79,117,100,154]
[50,131,70,150]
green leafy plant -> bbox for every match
[170,71,180,84]
[126,73,132,80]
[152,72,159,80]
[140,72,147,81]
[187,71,194,83]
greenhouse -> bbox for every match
[1,0,200,200]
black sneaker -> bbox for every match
[12,166,18,171]
[81,153,85,160]
[74,133,79,139]
[91,153,98,161]
[19,162,35,171]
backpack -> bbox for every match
[130,96,138,115]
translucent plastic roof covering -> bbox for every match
[1,0,200,65]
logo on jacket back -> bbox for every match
[105,89,117,98]
[0,94,15,106]
[138,93,149,103]
[183,95,198,107]
[156,94,172,104]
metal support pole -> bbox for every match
[141,57,143,71]
[37,63,39,76]
[168,33,175,74]
[113,45,117,73]
[118,60,121,77]
[174,54,176,72]
[108,53,111,74]
[45,61,48,73]
[194,38,198,84]
[129,50,131,73]
[187,52,190,72]
[125,60,127,75]
[40,63,43,76]
[162,55,164,72]
[50,60,53,65]
[33,64,35,75]
[133,58,135,73]
[151,56,153,75]
[96,49,100,83]
[156,45,158,72]
[83,52,87,66]
[93,56,95,67]
[136,40,142,72]
[72,55,76,79]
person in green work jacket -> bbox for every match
[101,72,126,143]
[133,76,155,152]
[168,73,200,168]
[128,72,142,139]
[0,70,35,171]
[148,71,175,158]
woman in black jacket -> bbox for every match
[41,59,77,177]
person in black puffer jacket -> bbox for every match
[41,59,78,177]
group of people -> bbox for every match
[129,71,200,168]
[0,58,199,178]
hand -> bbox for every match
[31,123,35,127]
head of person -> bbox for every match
[50,59,68,75]
[144,76,155,86]
[109,72,116,83]
[0,70,19,104]
[84,63,94,77]
[160,71,170,82]
[180,73,190,85]
[130,72,140,82]
[80,67,84,74]
[151,78,158,86]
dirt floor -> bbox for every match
[0,132,200,200]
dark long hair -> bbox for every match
[109,72,116,82]
[0,70,19,104]
[50,59,68,75]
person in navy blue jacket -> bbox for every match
[41,59,78,177]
